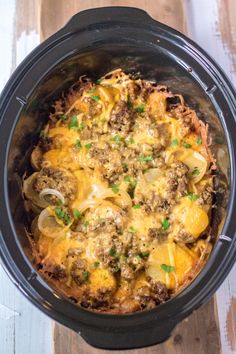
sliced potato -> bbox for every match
[38,233,82,264]
[174,197,209,238]
[48,126,78,145]
[89,268,116,295]
[146,242,196,289]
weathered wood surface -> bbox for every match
[0,0,235,353]
[39,0,186,41]
[186,2,236,353]
[54,299,221,354]
[0,1,52,354]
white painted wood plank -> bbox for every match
[217,275,236,354]
[0,265,53,354]
[0,1,53,353]
[0,264,15,354]
[186,1,236,353]
[186,0,236,87]
[0,0,16,91]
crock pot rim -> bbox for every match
[0,6,236,333]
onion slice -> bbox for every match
[111,190,132,208]
[76,182,132,212]
[23,173,48,209]
[39,188,65,205]
[76,183,114,212]
[181,151,208,183]
[38,208,70,238]
[144,168,163,183]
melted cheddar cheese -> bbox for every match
[24,69,215,313]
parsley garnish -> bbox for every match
[171,138,178,147]
[96,79,102,84]
[135,104,145,113]
[85,143,92,150]
[55,207,71,225]
[109,247,117,257]
[63,215,71,226]
[128,226,137,234]
[124,176,131,183]
[98,217,105,225]
[134,255,142,262]
[59,114,67,122]
[94,261,100,268]
[111,134,123,142]
[69,115,78,129]
[161,264,175,273]
[197,137,202,145]
[161,218,170,230]
[78,121,85,130]
[120,255,127,263]
[192,168,200,176]
[73,208,82,220]
[182,142,192,148]
[57,199,64,207]
[82,271,90,281]
[130,179,137,188]
[133,204,141,209]
[127,95,133,109]
[111,184,119,194]
[91,95,100,102]
[139,251,150,258]
[75,139,81,148]
[138,154,153,162]
[83,220,89,227]
[88,87,96,94]
[127,137,135,144]
[124,176,137,198]
[187,192,198,201]
[122,162,128,171]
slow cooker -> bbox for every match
[0,7,235,349]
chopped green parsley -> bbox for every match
[161,218,170,230]
[111,184,119,194]
[135,104,145,113]
[161,264,175,273]
[69,115,78,129]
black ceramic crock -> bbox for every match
[0,7,236,350]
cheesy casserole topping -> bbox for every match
[24,69,215,313]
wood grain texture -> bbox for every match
[0,262,53,354]
[186,0,236,86]
[40,0,186,41]
[54,300,221,354]
[218,0,236,75]
[0,1,52,354]
[186,2,236,353]
[38,2,221,352]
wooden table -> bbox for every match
[0,1,235,353]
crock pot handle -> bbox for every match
[77,320,178,349]
[62,7,153,33]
